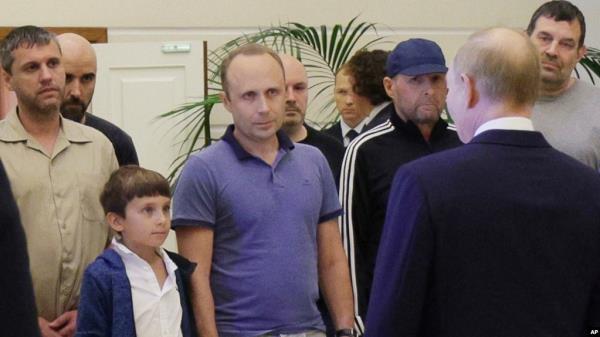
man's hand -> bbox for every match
[38,317,62,337]
[49,310,78,337]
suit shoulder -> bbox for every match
[401,144,470,176]
[551,148,600,183]
[63,118,112,145]
[85,114,134,141]
[322,122,341,135]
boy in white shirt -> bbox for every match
[76,166,197,337]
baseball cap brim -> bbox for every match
[399,63,448,76]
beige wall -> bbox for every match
[5,0,600,64]
[4,0,543,29]
[16,0,600,64]
[571,0,600,48]
[4,0,598,123]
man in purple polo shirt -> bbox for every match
[172,44,355,337]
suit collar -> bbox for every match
[474,117,534,137]
[470,129,551,148]
[340,117,367,135]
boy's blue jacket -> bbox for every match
[75,248,198,337]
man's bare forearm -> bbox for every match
[190,271,218,337]
[320,257,355,329]
[318,219,355,329]
[176,226,218,337]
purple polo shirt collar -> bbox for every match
[221,124,295,160]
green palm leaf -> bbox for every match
[159,17,385,183]
[577,47,600,85]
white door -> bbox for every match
[92,41,205,174]
[92,41,205,251]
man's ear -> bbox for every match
[577,45,587,63]
[462,73,479,109]
[221,91,232,114]
[106,212,124,233]
[383,76,394,99]
[2,69,13,91]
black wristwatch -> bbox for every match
[335,328,356,337]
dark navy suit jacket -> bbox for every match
[366,130,600,337]
[85,113,139,166]
[323,122,343,144]
[0,161,41,337]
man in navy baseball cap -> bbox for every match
[386,38,448,77]
[381,38,452,138]
[338,37,461,325]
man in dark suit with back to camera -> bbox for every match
[367,27,600,337]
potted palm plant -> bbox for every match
[578,46,600,83]
[160,18,384,182]
[160,22,600,184]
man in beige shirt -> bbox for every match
[0,26,117,337]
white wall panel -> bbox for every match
[2,0,544,29]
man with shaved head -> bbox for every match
[366,27,600,337]
[173,44,354,337]
[279,54,344,186]
[57,33,138,166]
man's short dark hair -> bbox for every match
[0,25,59,74]
[220,43,284,98]
[526,0,586,47]
[347,49,390,106]
[100,165,171,217]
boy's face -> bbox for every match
[111,195,171,257]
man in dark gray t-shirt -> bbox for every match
[527,1,600,171]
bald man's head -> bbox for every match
[280,54,309,129]
[452,28,540,106]
[57,33,97,122]
[447,27,540,142]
